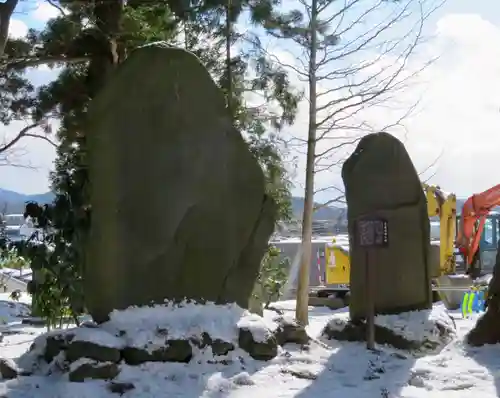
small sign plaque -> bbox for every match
[356,218,389,248]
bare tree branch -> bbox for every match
[0,123,39,154]
[23,132,57,148]
[314,195,345,211]
[419,149,444,183]
[0,121,57,170]
[46,0,67,16]
[314,184,344,196]
[250,0,442,321]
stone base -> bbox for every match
[321,306,456,354]
[308,296,346,310]
[17,302,311,383]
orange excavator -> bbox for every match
[457,184,500,277]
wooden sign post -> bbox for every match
[355,216,389,350]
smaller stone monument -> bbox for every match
[342,132,432,321]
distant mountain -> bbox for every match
[0,191,484,219]
[24,192,55,205]
[0,189,54,214]
[291,196,346,221]
[291,196,481,221]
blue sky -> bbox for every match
[3,1,59,194]
[3,0,500,202]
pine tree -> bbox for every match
[3,0,300,325]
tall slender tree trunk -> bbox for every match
[225,0,233,115]
[34,0,126,319]
[295,0,318,326]
[0,0,18,58]
[88,0,124,95]
[75,0,124,317]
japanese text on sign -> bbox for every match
[356,218,389,248]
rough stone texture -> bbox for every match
[0,358,19,380]
[467,240,500,346]
[322,316,455,354]
[308,296,345,310]
[341,132,432,321]
[68,361,119,382]
[44,333,75,363]
[86,44,276,323]
[273,316,310,346]
[190,332,235,356]
[238,328,278,361]
[108,382,135,395]
[18,307,284,383]
[210,339,235,356]
[66,340,121,363]
[122,339,193,365]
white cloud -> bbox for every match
[8,19,28,39]
[387,13,500,197]
[284,12,500,202]
[32,1,61,22]
[0,122,56,194]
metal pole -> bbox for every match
[365,250,375,350]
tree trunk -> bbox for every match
[0,0,18,58]
[295,0,318,326]
[467,241,500,346]
[71,0,124,317]
[87,0,124,96]
[225,0,233,115]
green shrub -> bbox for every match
[252,245,289,311]
[1,248,30,271]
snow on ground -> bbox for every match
[0,293,30,324]
[102,301,277,347]
[321,303,456,345]
[0,268,32,282]
[0,297,499,397]
[0,293,42,362]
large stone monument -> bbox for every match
[467,241,500,346]
[85,44,277,323]
[342,132,432,321]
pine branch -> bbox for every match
[1,55,89,70]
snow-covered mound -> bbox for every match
[17,301,310,383]
[3,299,500,397]
[101,301,276,347]
[375,304,456,344]
[322,304,456,353]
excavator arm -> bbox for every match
[423,183,457,275]
[457,184,500,267]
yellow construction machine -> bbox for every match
[424,183,456,275]
[322,183,474,309]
